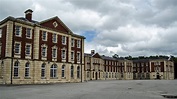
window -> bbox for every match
[0,29,2,38]
[87,72,89,78]
[77,40,81,48]
[41,63,46,78]
[77,52,80,62]
[62,36,66,45]
[42,31,47,41]
[77,66,80,78]
[61,49,66,59]
[26,28,32,39]
[71,51,74,60]
[50,64,57,78]
[15,26,21,37]
[52,34,57,43]
[41,45,47,57]
[14,61,19,77]
[62,65,65,78]
[52,48,57,58]
[53,21,58,28]
[71,38,75,47]
[25,44,31,56]
[25,62,30,77]
[14,42,21,54]
[71,66,74,78]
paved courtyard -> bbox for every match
[0,80,177,99]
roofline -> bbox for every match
[0,16,85,39]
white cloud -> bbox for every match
[1,0,177,57]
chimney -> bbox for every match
[24,9,33,21]
[91,50,95,55]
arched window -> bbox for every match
[71,65,74,78]
[25,62,30,77]
[77,66,80,78]
[41,63,46,78]
[14,61,19,77]
[50,64,57,78]
[62,65,65,78]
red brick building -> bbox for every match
[0,9,85,84]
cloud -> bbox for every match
[0,0,177,57]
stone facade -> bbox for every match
[133,59,174,80]
[0,9,85,84]
[84,50,133,81]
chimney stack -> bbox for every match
[24,9,33,21]
[91,50,95,55]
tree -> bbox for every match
[112,54,119,59]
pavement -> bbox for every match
[0,80,177,99]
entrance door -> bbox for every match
[95,72,98,80]
[156,73,160,79]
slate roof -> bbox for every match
[0,16,85,39]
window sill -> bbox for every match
[13,77,20,79]
[24,77,31,79]
[41,77,46,79]
[50,77,58,79]
[62,77,66,79]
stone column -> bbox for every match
[33,26,40,60]
[5,21,13,57]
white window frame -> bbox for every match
[71,38,75,47]
[50,64,57,78]
[52,46,57,58]
[61,48,66,60]
[77,51,81,62]
[77,40,81,48]
[15,25,22,37]
[25,62,30,77]
[41,45,47,57]
[71,51,74,61]
[42,31,47,41]
[25,43,31,56]
[14,61,19,77]
[62,36,66,45]
[14,42,21,54]
[52,33,57,43]
[61,65,65,78]
[41,63,46,78]
[26,28,32,39]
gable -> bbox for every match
[93,53,101,58]
[40,17,71,33]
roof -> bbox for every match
[101,55,117,60]
[84,53,92,57]
[0,16,85,39]
[133,59,150,63]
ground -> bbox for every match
[0,80,177,99]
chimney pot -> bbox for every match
[25,9,33,21]
[91,50,95,55]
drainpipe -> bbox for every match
[80,39,82,82]
[10,21,15,84]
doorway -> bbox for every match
[95,72,98,80]
[156,73,160,79]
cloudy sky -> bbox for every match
[0,0,177,57]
